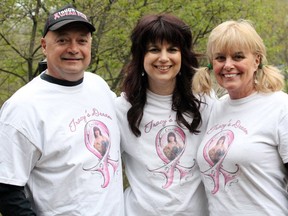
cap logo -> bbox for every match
[53,8,88,21]
[43,6,96,37]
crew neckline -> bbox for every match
[40,71,83,87]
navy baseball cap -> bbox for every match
[43,5,96,37]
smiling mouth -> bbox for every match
[62,57,82,61]
[223,74,238,78]
[155,65,172,70]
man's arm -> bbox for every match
[0,183,36,216]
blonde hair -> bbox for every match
[193,19,284,94]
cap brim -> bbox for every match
[49,20,96,33]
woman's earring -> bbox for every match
[254,73,258,85]
[142,71,145,76]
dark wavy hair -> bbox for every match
[121,13,202,137]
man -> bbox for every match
[0,5,124,215]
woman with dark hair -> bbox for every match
[115,13,213,215]
[93,126,109,156]
[163,131,183,161]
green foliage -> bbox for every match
[0,0,287,104]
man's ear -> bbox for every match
[41,38,47,55]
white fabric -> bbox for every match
[0,72,124,216]
[197,91,288,216]
[115,90,214,216]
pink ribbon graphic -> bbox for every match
[148,126,195,189]
[83,120,119,188]
[202,130,239,194]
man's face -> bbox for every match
[41,23,92,81]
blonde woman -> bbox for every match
[194,19,288,216]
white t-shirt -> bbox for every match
[115,90,214,216]
[197,91,288,216]
[0,72,124,216]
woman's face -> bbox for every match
[212,49,260,99]
[217,137,225,145]
[168,135,175,142]
[94,129,100,136]
[144,40,181,95]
